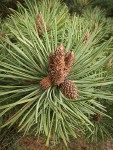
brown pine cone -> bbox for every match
[49,44,65,85]
[60,80,78,100]
[36,14,48,35]
[40,75,52,90]
[64,51,75,77]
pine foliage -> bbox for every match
[0,0,113,147]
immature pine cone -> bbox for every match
[64,51,75,77]
[49,44,65,85]
[60,80,78,100]
[36,14,48,35]
[40,75,52,90]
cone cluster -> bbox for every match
[40,44,78,100]
[36,14,48,35]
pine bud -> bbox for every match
[60,80,78,100]
[36,14,48,35]
[93,114,102,122]
[83,30,90,44]
[40,75,52,89]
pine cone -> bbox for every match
[49,44,65,85]
[36,14,48,35]
[40,75,52,90]
[60,80,78,100]
[64,51,75,77]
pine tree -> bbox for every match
[0,0,113,149]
